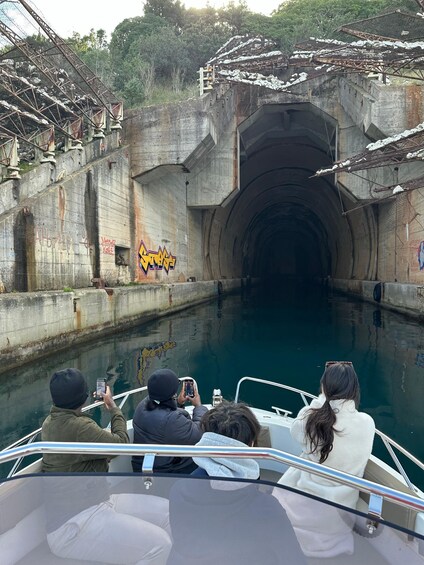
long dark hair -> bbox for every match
[305,363,360,463]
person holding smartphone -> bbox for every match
[41,368,171,565]
[132,368,208,474]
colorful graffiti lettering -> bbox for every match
[138,240,176,275]
[101,236,116,255]
[137,341,177,384]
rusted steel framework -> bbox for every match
[373,176,424,194]
[208,35,333,93]
[17,0,118,112]
[0,0,122,169]
[315,123,424,177]
[291,38,424,83]
[338,11,424,42]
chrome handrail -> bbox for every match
[1,442,424,514]
[2,380,195,453]
[1,385,149,452]
[235,376,424,486]
[3,377,424,491]
[235,376,316,406]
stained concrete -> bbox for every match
[0,279,244,373]
[2,72,424,364]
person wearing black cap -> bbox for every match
[132,369,208,474]
[42,367,129,473]
[41,368,172,565]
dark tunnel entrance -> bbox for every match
[204,102,375,285]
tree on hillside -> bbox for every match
[109,14,168,94]
[143,0,185,30]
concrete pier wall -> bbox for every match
[332,278,424,319]
[0,279,244,374]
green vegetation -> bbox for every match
[66,0,418,107]
[63,286,74,292]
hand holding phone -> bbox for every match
[184,379,195,398]
[95,378,107,401]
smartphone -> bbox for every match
[184,379,195,398]
[95,378,107,400]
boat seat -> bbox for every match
[257,425,272,448]
[17,541,104,565]
[359,457,417,531]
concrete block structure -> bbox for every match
[2,69,424,369]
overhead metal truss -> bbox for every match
[338,11,424,42]
[373,175,424,194]
[17,0,118,111]
[292,38,424,83]
[0,0,122,174]
[315,123,424,177]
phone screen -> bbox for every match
[185,379,195,398]
[96,379,106,400]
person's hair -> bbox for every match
[200,401,261,446]
[305,362,360,464]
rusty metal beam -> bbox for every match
[0,19,98,127]
[373,176,424,193]
[17,0,119,114]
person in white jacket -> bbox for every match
[273,361,375,558]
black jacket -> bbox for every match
[132,397,208,472]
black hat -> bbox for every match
[50,368,89,410]
[147,369,180,402]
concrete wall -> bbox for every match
[132,171,204,284]
[0,133,133,292]
[331,278,424,318]
[0,279,245,373]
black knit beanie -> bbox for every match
[50,368,89,410]
[147,369,180,402]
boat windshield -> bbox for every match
[1,472,423,565]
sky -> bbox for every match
[30,0,283,38]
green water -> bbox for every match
[1,283,423,485]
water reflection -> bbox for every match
[1,284,423,484]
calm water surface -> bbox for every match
[1,283,423,484]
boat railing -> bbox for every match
[3,376,423,491]
[3,379,199,456]
[235,376,424,492]
[1,442,424,519]
[2,385,150,455]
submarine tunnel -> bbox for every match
[203,103,377,285]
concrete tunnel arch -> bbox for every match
[203,102,378,283]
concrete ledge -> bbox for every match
[0,279,245,374]
[332,279,424,318]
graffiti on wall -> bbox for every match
[138,240,176,275]
[419,241,424,271]
[137,341,177,383]
[36,226,73,251]
[101,236,115,255]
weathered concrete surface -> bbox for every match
[3,70,424,345]
[332,278,424,318]
[0,279,244,374]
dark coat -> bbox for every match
[132,397,207,472]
